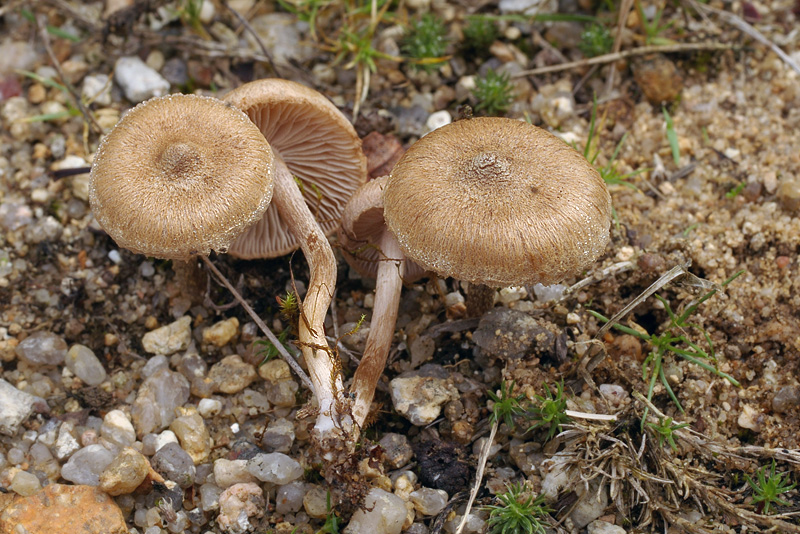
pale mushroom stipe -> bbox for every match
[223,79,367,451]
[337,176,426,427]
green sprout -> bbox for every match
[578,23,614,57]
[634,0,675,45]
[484,482,551,534]
[487,381,527,430]
[473,70,515,116]
[589,270,744,423]
[402,13,450,71]
[461,17,499,58]
[318,491,342,533]
[725,181,747,199]
[527,381,571,440]
[745,460,796,515]
[583,96,645,191]
[646,416,688,451]
[253,329,290,366]
[662,107,681,166]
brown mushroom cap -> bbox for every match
[223,79,367,259]
[383,117,612,287]
[338,176,426,282]
[89,93,275,261]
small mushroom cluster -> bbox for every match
[89,80,612,462]
[90,80,367,449]
[338,117,612,428]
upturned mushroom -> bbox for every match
[339,118,611,424]
[223,79,367,446]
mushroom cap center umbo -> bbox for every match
[158,142,204,182]
[384,117,612,287]
[462,152,513,186]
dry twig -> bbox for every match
[514,42,737,78]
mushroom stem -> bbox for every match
[350,230,405,427]
[271,154,348,438]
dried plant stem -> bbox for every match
[36,15,102,135]
[514,42,736,78]
[200,255,314,393]
[455,419,498,534]
[221,0,281,77]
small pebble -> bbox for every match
[202,317,239,347]
[10,470,41,496]
[208,354,257,394]
[217,483,265,534]
[0,379,39,436]
[114,56,170,102]
[141,316,192,355]
[409,487,448,516]
[151,442,196,488]
[65,344,107,386]
[247,452,303,485]
[170,410,212,464]
[15,331,68,366]
[61,444,116,486]
[99,447,151,495]
[344,488,407,534]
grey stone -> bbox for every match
[141,316,192,355]
[152,442,196,488]
[66,344,107,386]
[114,56,170,103]
[15,331,67,366]
[473,307,554,359]
[0,379,39,435]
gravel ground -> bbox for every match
[0,0,799,533]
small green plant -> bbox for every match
[662,107,680,166]
[634,0,675,45]
[402,13,450,71]
[583,97,645,191]
[725,181,747,199]
[487,381,527,430]
[484,482,551,534]
[578,22,614,57]
[276,0,334,39]
[527,381,571,440]
[17,71,81,123]
[589,270,744,423]
[745,460,796,515]
[176,0,208,37]
[473,70,515,116]
[254,329,290,366]
[318,491,342,533]
[461,17,499,58]
[646,416,688,451]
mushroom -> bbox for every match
[90,93,274,261]
[384,117,612,287]
[339,118,611,424]
[89,93,312,391]
[223,79,367,443]
[337,176,426,426]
